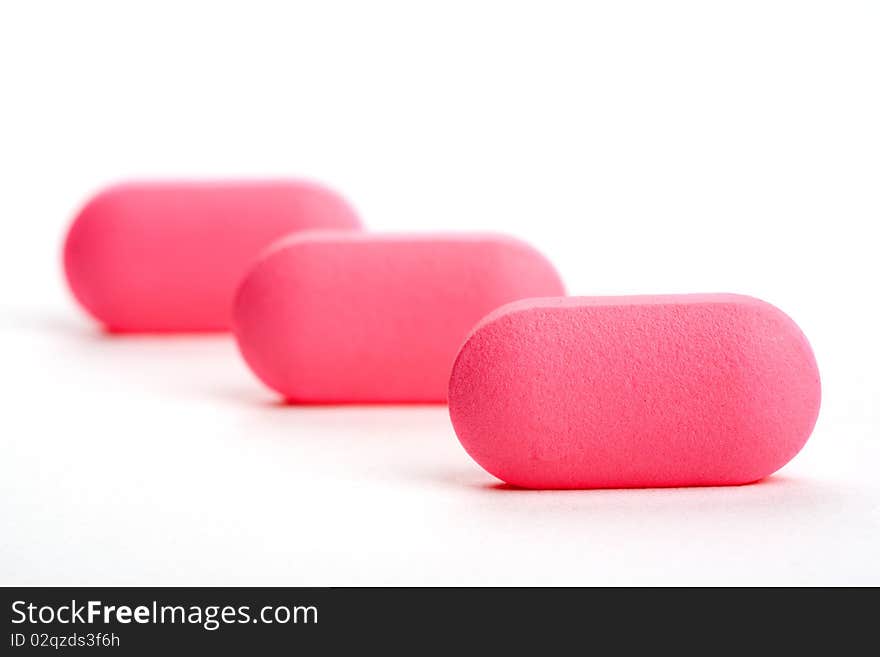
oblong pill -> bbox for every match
[63,180,361,332]
[233,232,565,403]
[449,294,821,489]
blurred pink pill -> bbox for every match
[63,180,361,332]
[449,294,821,489]
[233,232,565,403]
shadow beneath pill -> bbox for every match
[224,403,463,482]
[451,472,860,522]
[0,309,93,337]
[6,309,461,430]
[484,482,524,491]
[2,307,229,342]
[269,399,447,409]
[389,465,842,505]
[235,402,453,434]
[5,308,251,401]
[390,458,852,510]
[209,385,276,406]
[199,380,453,410]
[478,476,778,493]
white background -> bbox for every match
[1,1,878,585]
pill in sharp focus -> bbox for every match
[232,232,565,403]
[448,294,821,489]
[63,180,361,332]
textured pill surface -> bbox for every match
[448,294,821,489]
[233,232,565,403]
[63,180,361,332]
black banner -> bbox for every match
[1,587,872,653]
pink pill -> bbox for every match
[449,294,821,489]
[63,180,361,332]
[233,232,565,403]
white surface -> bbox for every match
[1,0,878,585]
